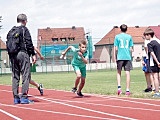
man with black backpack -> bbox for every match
[7,13,36,104]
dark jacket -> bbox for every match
[19,26,35,56]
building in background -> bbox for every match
[93,26,149,63]
[0,38,8,69]
[37,26,89,65]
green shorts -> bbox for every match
[72,65,86,78]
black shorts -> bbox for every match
[150,66,160,73]
[142,57,152,73]
[116,60,133,71]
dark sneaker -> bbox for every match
[14,98,20,104]
[38,83,43,95]
[77,92,84,97]
[144,88,152,92]
[71,87,77,93]
[21,98,34,104]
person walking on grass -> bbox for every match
[29,47,44,95]
[7,14,36,104]
[113,24,134,96]
[144,28,160,98]
[61,40,88,97]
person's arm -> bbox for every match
[150,52,160,66]
[78,52,88,64]
[61,46,72,56]
[113,46,117,62]
[34,47,44,60]
[24,27,36,63]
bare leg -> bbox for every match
[77,77,85,93]
[29,79,39,88]
[125,71,130,90]
[150,73,155,90]
[152,73,159,92]
[74,70,81,88]
[117,70,121,87]
[145,72,152,88]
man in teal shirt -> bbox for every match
[114,24,134,96]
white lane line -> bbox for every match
[0,108,22,120]
[0,88,159,108]
[0,88,137,120]
[0,103,114,120]
[1,88,158,119]
[38,97,160,112]
[94,95,160,107]
[1,85,160,102]
[33,96,137,120]
[0,89,158,118]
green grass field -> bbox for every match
[0,68,153,98]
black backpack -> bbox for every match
[6,26,23,56]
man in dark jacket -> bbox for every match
[10,13,36,104]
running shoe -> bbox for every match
[144,88,152,92]
[71,87,77,93]
[151,90,155,95]
[117,89,122,95]
[21,97,34,104]
[14,98,20,104]
[77,92,84,97]
[38,83,43,95]
[153,93,160,98]
[125,91,131,96]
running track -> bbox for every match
[0,85,160,120]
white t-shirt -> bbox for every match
[143,39,150,58]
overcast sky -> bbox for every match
[0,0,160,46]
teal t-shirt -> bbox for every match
[71,46,88,67]
[114,33,134,60]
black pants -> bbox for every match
[10,51,31,98]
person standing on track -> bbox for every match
[61,40,88,97]
[113,24,134,96]
[8,13,36,104]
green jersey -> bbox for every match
[71,46,88,67]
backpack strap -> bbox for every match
[22,27,28,52]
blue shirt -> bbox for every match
[71,46,88,67]
[114,33,134,60]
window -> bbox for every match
[52,38,58,43]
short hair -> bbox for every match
[143,28,154,38]
[17,14,27,23]
[120,24,127,32]
[79,40,87,46]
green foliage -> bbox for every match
[0,68,154,98]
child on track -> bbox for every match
[113,24,134,96]
[61,40,88,97]
[29,47,44,95]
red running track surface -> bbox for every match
[0,85,160,120]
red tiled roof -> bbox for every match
[95,26,148,46]
[149,25,160,40]
[0,39,6,49]
[37,27,86,45]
